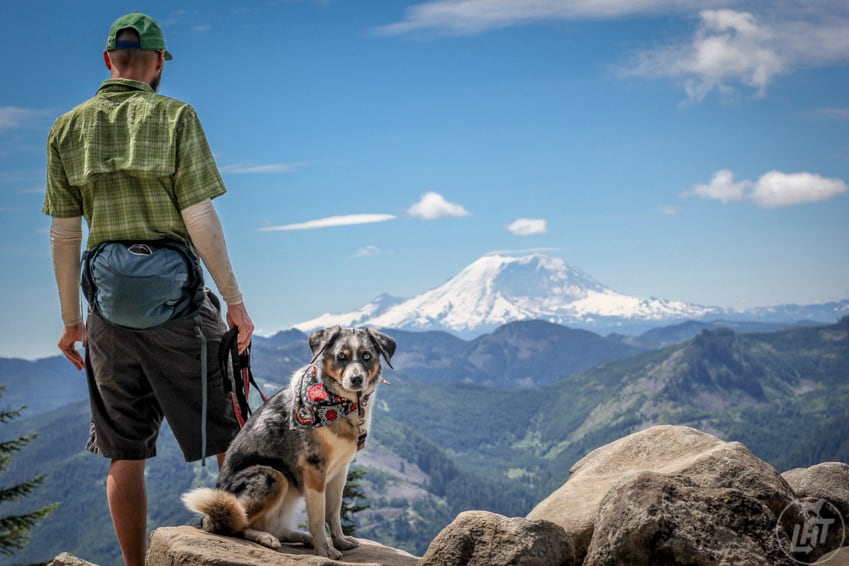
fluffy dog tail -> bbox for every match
[182,487,250,535]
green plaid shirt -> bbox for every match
[43,79,226,250]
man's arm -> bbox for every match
[181,199,254,352]
[50,216,85,370]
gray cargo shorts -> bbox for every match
[84,293,239,462]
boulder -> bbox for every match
[781,462,849,564]
[527,425,796,563]
[783,461,849,526]
[583,471,794,565]
[419,510,575,566]
[145,525,419,566]
[47,553,98,566]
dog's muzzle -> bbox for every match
[342,364,367,391]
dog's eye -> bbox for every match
[336,353,349,363]
[362,352,372,362]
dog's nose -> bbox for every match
[349,374,364,388]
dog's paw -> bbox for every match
[279,530,313,547]
[315,541,343,560]
[332,535,359,550]
[243,528,282,551]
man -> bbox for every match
[43,13,252,566]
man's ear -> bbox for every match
[103,51,113,70]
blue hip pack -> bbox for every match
[81,239,205,329]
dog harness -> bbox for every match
[291,365,371,450]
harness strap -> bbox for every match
[219,328,267,428]
[194,313,208,466]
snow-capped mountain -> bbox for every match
[293,254,725,335]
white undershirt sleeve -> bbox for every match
[181,199,244,306]
[50,216,83,326]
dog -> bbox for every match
[182,326,396,559]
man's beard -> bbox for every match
[150,70,162,92]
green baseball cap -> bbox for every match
[106,13,173,60]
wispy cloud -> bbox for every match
[377,2,849,102]
[624,7,849,101]
[219,162,304,174]
[683,169,848,208]
[375,0,696,35]
[810,106,849,121]
[354,245,388,257]
[407,191,470,219]
[485,247,560,256]
[506,218,547,236]
[659,205,682,215]
[0,107,49,131]
[259,214,396,231]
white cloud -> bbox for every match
[625,7,849,101]
[626,10,783,101]
[354,245,386,257]
[659,205,682,215]
[259,214,396,231]
[683,169,847,207]
[751,171,848,208]
[811,106,849,121]
[376,2,849,101]
[220,162,302,174]
[407,191,470,219]
[506,218,548,236]
[0,107,46,131]
[376,0,696,35]
[684,169,750,203]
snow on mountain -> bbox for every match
[293,254,721,335]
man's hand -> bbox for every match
[226,303,254,354]
[58,323,86,370]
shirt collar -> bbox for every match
[97,78,155,95]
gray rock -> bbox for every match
[47,553,98,566]
[783,461,849,524]
[418,510,575,566]
[145,525,419,566]
[527,425,797,563]
[583,471,795,565]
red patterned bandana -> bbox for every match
[291,365,368,429]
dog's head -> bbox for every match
[308,326,396,395]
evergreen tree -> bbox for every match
[0,386,58,557]
[340,467,371,536]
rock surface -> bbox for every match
[418,510,575,566]
[583,471,794,565]
[145,525,419,566]
[783,461,849,529]
[47,553,98,566]
[527,425,799,563]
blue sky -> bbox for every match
[2,0,848,360]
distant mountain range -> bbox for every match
[293,254,849,336]
[4,315,849,563]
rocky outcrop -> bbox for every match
[421,425,846,566]
[418,510,575,566]
[144,525,418,566]
[584,471,792,565]
[528,425,847,566]
[527,425,799,563]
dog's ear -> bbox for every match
[366,328,396,369]
[308,326,342,362]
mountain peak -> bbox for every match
[294,253,717,335]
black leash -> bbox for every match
[219,328,268,427]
